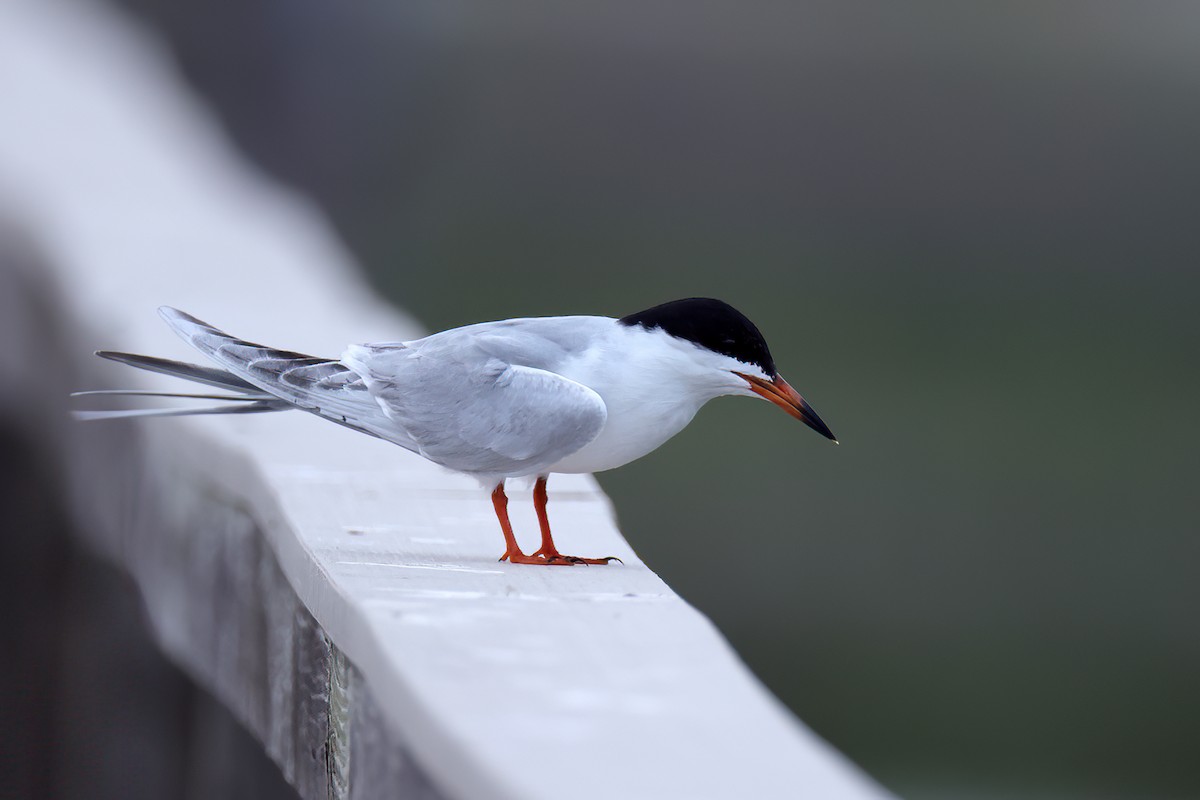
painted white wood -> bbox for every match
[0,1,893,798]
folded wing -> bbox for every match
[158,307,405,444]
[344,344,607,478]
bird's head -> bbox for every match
[619,298,838,443]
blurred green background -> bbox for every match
[116,2,1199,796]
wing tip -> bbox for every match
[158,306,203,329]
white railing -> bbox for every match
[0,1,893,798]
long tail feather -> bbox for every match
[71,389,272,401]
[76,344,289,421]
[72,400,286,421]
[95,351,259,392]
[78,309,398,444]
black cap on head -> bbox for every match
[619,298,776,376]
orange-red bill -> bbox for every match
[737,372,839,443]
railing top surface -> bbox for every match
[0,1,889,798]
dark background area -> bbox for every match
[90,2,1200,797]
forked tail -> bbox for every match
[72,351,292,420]
[74,308,398,445]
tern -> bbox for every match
[75,299,837,565]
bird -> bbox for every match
[74,299,838,565]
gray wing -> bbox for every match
[344,343,607,478]
[159,307,409,445]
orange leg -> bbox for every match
[492,482,565,565]
[529,476,620,566]
[492,483,518,559]
[530,476,561,559]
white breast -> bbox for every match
[544,324,732,475]
[547,393,702,474]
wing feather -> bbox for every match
[349,348,607,477]
[158,307,405,444]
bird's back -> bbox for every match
[394,316,617,373]
[341,316,616,480]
